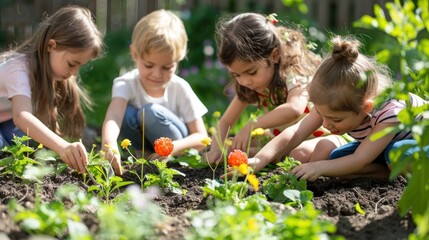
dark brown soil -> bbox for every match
[0,128,416,239]
[0,159,415,240]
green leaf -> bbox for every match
[398,159,429,217]
[283,189,301,202]
[355,202,366,215]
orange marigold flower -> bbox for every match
[154,137,174,157]
[247,174,259,191]
[227,149,248,167]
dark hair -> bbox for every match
[215,12,319,106]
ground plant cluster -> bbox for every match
[1,0,429,239]
[0,133,417,240]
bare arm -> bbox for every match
[11,95,88,173]
[206,96,247,163]
[171,117,208,155]
[252,108,323,172]
[291,122,397,181]
[101,97,128,175]
[233,87,308,151]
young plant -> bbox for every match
[202,150,259,203]
[203,111,228,179]
[95,185,165,240]
[121,138,149,190]
[8,165,92,239]
[144,159,186,195]
[121,137,186,194]
[86,151,134,204]
[170,148,208,169]
[0,135,43,179]
[272,203,343,239]
[263,157,309,204]
[186,193,274,240]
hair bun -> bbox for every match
[331,36,360,63]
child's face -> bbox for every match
[314,104,368,135]
[133,50,177,93]
[48,40,94,81]
[226,58,274,93]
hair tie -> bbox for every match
[267,13,278,24]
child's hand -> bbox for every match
[148,153,170,162]
[247,157,262,171]
[232,125,252,151]
[102,145,123,176]
[290,162,322,181]
[204,149,222,164]
[60,142,88,173]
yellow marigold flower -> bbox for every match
[208,127,217,135]
[37,143,43,149]
[201,137,212,147]
[247,218,259,232]
[238,163,249,175]
[225,139,232,146]
[121,139,131,149]
[251,128,265,137]
[212,111,221,118]
[247,174,259,191]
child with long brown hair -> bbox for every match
[206,12,344,164]
[0,6,104,173]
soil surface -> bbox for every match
[0,161,415,240]
[0,129,416,239]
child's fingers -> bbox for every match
[112,158,122,176]
[71,150,85,173]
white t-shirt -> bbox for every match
[112,68,208,123]
[0,54,31,123]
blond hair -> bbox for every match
[309,36,393,114]
[131,9,187,62]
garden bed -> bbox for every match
[0,158,415,240]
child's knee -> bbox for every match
[314,139,337,156]
[290,148,310,163]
